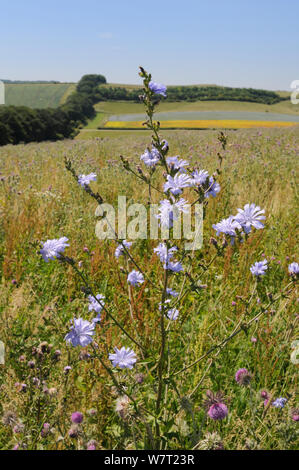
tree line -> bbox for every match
[96,84,286,105]
[0,74,106,146]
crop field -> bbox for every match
[4,83,76,108]
[79,98,299,138]
[107,111,299,123]
[0,120,298,450]
[104,119,298,130]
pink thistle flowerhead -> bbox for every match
[208,403,228,421]
[291,409,299,422]
[41,423,50,437]
[87,439,97,450]
[260,390,269,399]
[13,423,24,434]
[235,368,252,386]
[71,411,83,424]
[19,383,27,393]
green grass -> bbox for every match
[84,112,107,129]
[4,83,76,108]
[94,98,298,115]
[0,127,298,450]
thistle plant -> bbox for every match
[32,67,298,451]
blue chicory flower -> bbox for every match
[109,346,137,369]
[78,173,97,187]
[149,81,167,97]
[65,318,95,347]
[40,237,69,262]
[250,259,268,276]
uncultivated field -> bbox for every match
[0,127,298,450]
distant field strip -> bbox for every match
[105,119,298,129]
[107,110,299,122]
[103,110,299,129]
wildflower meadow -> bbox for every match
[0,68,298,451]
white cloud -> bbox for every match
[99,32,113,39]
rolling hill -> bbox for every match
[3,82,76,108]
[1,79,292,110]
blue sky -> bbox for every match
[1,0,298,90]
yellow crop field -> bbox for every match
[104,119,298,129]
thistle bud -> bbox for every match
[235,368,252,386]
[38,341,50,354]
[115,395,130,420]
[53,350,61,360]
[68,425,79,438]
[210,237,218,248]
[222,238,228,248]
[135,373,144,384]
